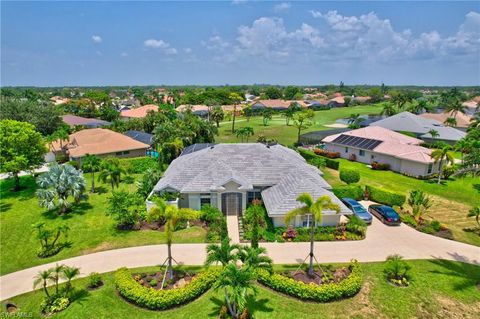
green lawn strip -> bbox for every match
[322,158,480,246]
[0,175,206,275]
[6,260,480,319]
[216,104,383,145]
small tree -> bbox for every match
[293,109,315,144]
[235,126,254,143]
[383,254,412,286]
[467,206,480,229]
[210,106,225,128]
[34,269,54,298]
[0,120,47,191]
[407,190,431,223]
[136,168,162,199]
[282,104,297,126]
[98,157,126,190]
[428,129,439,139]
[243,200,266,248]
[261,108,273,126]
[339,169,360,184]
[61,266,81,297]
[237,246,273,273]
[36,164,87,214]
[82,154,101,193]
[205,237,241,267]
[106,190,145,229]
[430,146,454,184]
[32,222,70,257]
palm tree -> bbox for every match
[33,269,53,298]
[237,246,273,273]
[229,92,243,133]
[61,266,80,296]
[347,113,362,128]
[205,237,241,267]
[444,117,457,127]
[380,103,397,116]
[147,198,199,280]
[52,127,70,150]
[428,129,439,139]
[82,154,101,193]
[407,190,432,223]
[235,126,254,143]
[430,146,454,184]
[469,112,480,129]
[467,206,480,229]
[409,99,430,114]
[214,263,257,319]
[98,157,126,190]
[51,264,65,294]
[455,138,473,165]
[444,98,467,119]
[285,194,340,277]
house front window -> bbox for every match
[359,150,365,156]
[200,193,211,206]
[247,187,268,205]
[427,163,433,174]
[345,147,348,153]
[115,150,130,156]
[371,154,375,160]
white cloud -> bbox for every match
[91,35,102,43]
[144,38,177,54]
[184,48,193,54]
[274,2,291,13]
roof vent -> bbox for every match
[210,146,214,149]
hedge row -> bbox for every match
[332,185,364,200]
[115,267,220,310]
[325,158,340,170]
[257,261,363,302]
[365,185,406,206]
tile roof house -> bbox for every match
[250,99,294,110]
[322,126,440,177]
[370,111,466,144]
[151,143,351,227]
[62,114,111,128]
[176,104,210,116]
[50,128,149,161]
[419,112,472,129]
[328,96,345,107]
[120,104,159,119]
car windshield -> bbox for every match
[383,208,398,218]
[352,205,366,213]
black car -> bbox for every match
[368,205,401,226]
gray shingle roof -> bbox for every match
[123,130,154,146]
[153,143,347,216]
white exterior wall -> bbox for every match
[272,214,342,227]
[188,194,201,211]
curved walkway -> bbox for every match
[1,216,479,300]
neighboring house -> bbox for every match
[250,99,294,111]
[328,96,345,107]
[176,104,210,116]
[49,128,149,161]
[50,96,70,105]
[322,126,440,177]
[462,100,479,115]
[306,99,329,109]
[120,104,159,119]
[123,130,155,147]
[419,112,472,130]
[151,143,351,227]
[352,96,371,104]
[370,111,466,144]
[62,114,111,128]
[245,94,256,102]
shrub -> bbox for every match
[297,148,317,161]
[87,272,103,289]
[430,220,442,232]
[200,205,223,224]
[371,161,390,170]
[325,158,340,170]
[115,267,220,310]
[67,160,80,169]
[348,154,357,161]
[257,261,362,301]
[339,169,360,185]
[309,156,326,168]
[313,149,340,159]
[365,185,406,206]
[332,185,364,200]
[123,175,135,184]
[120,157,158,174]
[345,216,367,237]
[40,297,70,315]
[149,279,158,286]
[400,214,417,228]
[383,255,412,286]
[442,165,456,179]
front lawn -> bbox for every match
[0,174,206,275]
[322,158,480,246]
[216,104,383,146]
[5,260,480,318]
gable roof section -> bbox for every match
[123,130,154,146]
[322,126,422,145]
[418,112,472,128]
[62,115,110,128]
[120,104,159,118]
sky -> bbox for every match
[1,1,479,87]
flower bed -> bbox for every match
[257,261,363,302]
[115,267,220,310]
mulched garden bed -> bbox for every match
[132,270,195,290]
[282,266,351,285]
[137,220,207,231]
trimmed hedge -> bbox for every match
[325,158,340,170]
[257,261,363,302]
[313,149,340,159]
[332,185,364,200]
[115,267,220,310]
[339,169,360,184]
[365,185,406,206]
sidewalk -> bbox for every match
[226,215,240,243]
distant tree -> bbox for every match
[444,98,467,119]
[98,157,126,190]
[283,86,300,100]
[282,104,297,126]
[368,87,384,103]
[210,106,225,128]
[36,164,87,214]
[0,120,47,191]
[409,99,431,114]
[293,109,315,144]
[243,106,253,122]
[430,146,454,184]
[99,105,120,122]
[347,113,362,129]
[390,91,412,111]
[229,92,243,133]
[265,86,283,99]
[82,154,101,193]
[380,103,398,116]
[428,129,439,139]
[261,108,273,126]
[235,126,254,142]
[444,117,457,127]
[344,96,351,107]
[293,92,304,100]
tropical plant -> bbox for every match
[444,117,457,127]
[210,106,225,128]
[33,269,54,298]
[243,200,266,248]
[61,266,80,296]
[229,92,243,133]
[205,237,241,267]
[467,206,480,229]
[136,168,162,199]
[51,264,65,295]
[282,104,298,126]
[82,154,101,193]
[444,97,467,119]
[430,146,454,184]
[235,126,254,143]
[407,190,432,223]
[98,157,126,190]
[32,222,70,257]
[36,164,87,214]
[293,109,315,144]
[428,129,439,139]
[237,246,273,273]
[347,113,362,129]
[146,198,199,280]
[0,120,47,191]
[383,254,412,286]
[87,272,103,288]
[408,99,431,114]
[285,194,340,276]
[106,190,145,229]
[380,103,397,116]
[261,108,273,126]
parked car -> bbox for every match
[341,198,373,225]
[368,204,401,226]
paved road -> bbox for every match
[1,216,479,300]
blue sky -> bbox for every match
[1,1,479,86]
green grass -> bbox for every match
[216,104,383,146]
[6,260,480,318]
[0,174,206,275]
[323,158,480,246]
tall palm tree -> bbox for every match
[51,264,65,294]
[444,98,467,119]
[237,246,273,273]
[467,206,480,229]
[444,117,457,127]
[82,154,101,193]
[205,237,241,267]
[61,266,81,296]
[469,112,480,129]
[98,157,126,190]
[33,269,53,298]
[214,263,257,319]
[285,194,340,277]
[455,138,473,165]
[147,198,199,280]
[409,99,431,114]
[430,146,454,184]
[229,92,243,133]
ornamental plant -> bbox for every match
[383,254,412,287]
[339,169,360,185]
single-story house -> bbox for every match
[176,104,210,116]
[49,128,150,161]
[370,111,466,144]
[123,130,155,147]
[50,96,70,105]
[62,114,111,128]
[120,104,159,119]
[250,100,295,111]
[419,112,472,130]
[327,96,345,107]
[462,100,479,115]
[151,143,351,227]
[322,126,440,177]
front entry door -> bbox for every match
[221,193,242,216]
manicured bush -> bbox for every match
[115,267,220,310]
[40,297,70,315]
[313,149,340,159]
[297,148,317,161]
[383,255,412,287]
[365,185,406,207]
[257,261,362,302]
[325,158,340,170]
[400,214,417,228]
[87,272,103,289]
[345,216,367,237]
[332,185,364,200]
[120,157,158,174]
[371,161,390,170]
[339,169,360,185]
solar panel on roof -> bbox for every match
[331,134,382,150]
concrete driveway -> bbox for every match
[1,201,479,300]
